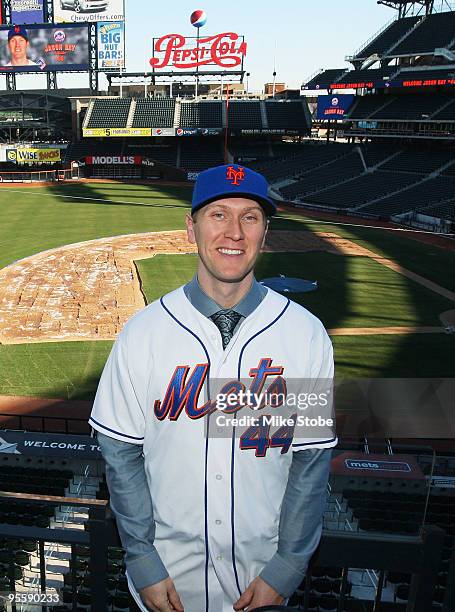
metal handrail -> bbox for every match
[0,492,447,611]
[312,526,445,612]
[347,16,396,60]
[302,68,324,87]
[0,491,109,611]
[0,412,90,435]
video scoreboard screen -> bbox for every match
[316,94,355,119]
[11,0,45,24]
[0,23,89,72]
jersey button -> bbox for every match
[215,520,222,525]
[216,555,223,561]
[215,474,222,480]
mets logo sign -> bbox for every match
[150,32,247,70]
[226,165,245,186]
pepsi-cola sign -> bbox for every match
[150,32,247,69]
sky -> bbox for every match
[11,0,450,92]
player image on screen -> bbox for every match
[5,25,40,67]
[0,24,89,72]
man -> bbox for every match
[5,26,39,67]
[89,164,337,612]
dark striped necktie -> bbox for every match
[210,309,242,349]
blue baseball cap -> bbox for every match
[8,25,29,41]
[191,164,276,216]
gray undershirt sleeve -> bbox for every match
[259,448,332,598]
[97,431,168,591]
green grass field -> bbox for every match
[138,252,452,328]
[0,181,453,399]
[0,182,192,269]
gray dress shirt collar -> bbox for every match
[183,274,267,319]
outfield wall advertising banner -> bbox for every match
[83,127,152,137]
[152,127,175,136]
[82,127,223,138]
[53,0,125,24]
[97,21,124,69]
[11,0,44,25]
[200,128,222,136]
[0,24,89,72]
[316,95,355,119]
[240,128,300,135]
[176,127,198,136]
[86,155,141,164]
[6,147,61,163]
[83,127,178,137]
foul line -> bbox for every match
[278,214,455,237]
[0,188,190,208]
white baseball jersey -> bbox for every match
[89,286,337,612]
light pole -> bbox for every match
[190,10,207,100]
[272,39,277,98]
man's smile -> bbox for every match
[217,248,244,256]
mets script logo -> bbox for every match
[226,165,245,186]
[154,358,284,420]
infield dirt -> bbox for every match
[0,230,452,344]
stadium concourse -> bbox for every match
[0,1,454,611]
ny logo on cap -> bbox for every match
[226,165,245,186]
[15,26,20,33]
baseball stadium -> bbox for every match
[0,0,454,610]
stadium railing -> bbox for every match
[0,412,90,435]
[310,526,447,612]
[0,169,75,183]
[0,490,109,610]
[0,489,447,611]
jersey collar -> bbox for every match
[183,274,267,320]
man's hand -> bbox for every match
[233,576,285,610]
[139,577,184,612]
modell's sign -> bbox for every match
[150,32,247,69]
[85,156,142,165]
